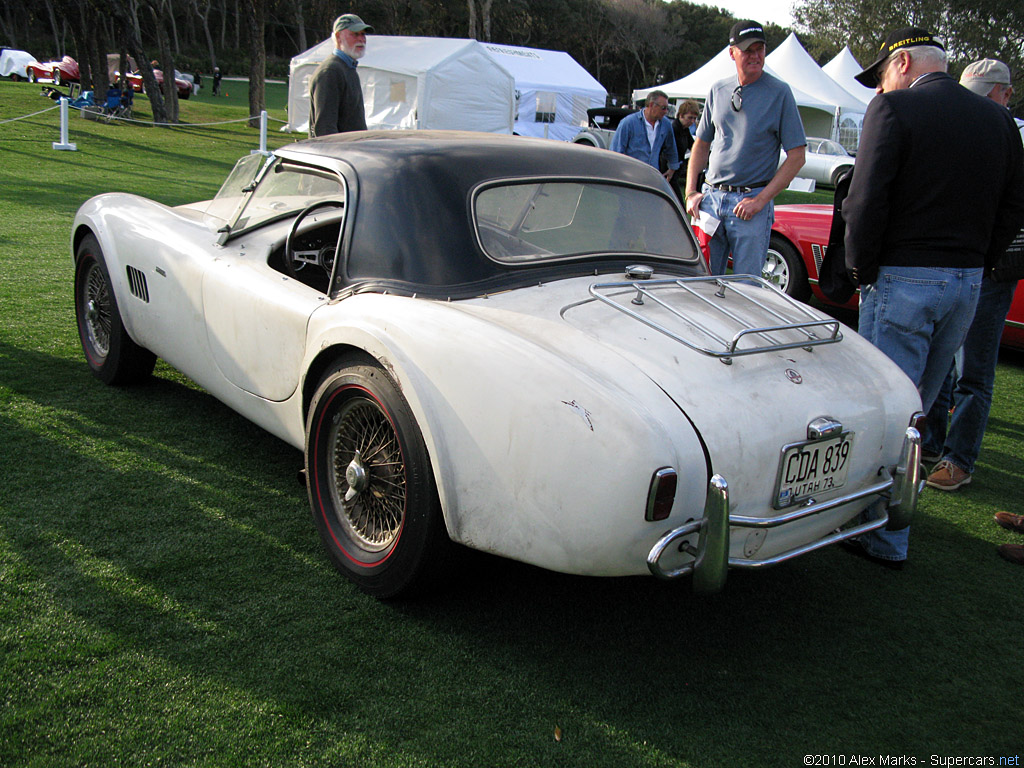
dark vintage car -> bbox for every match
[72,131,923,598]
[765,204,1024,349]
[572,106,638,149]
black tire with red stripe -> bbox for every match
[305,356,451,598]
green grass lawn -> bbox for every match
[1,79,1023,767]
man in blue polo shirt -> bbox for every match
[610,89,679,183]
[684,20,806,278]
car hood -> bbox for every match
[451,272,921,517]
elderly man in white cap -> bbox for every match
[308,13,373,137]
[923,57,1024,497]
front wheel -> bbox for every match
[831,166,852,187]
[305,357,452,598]
[74,235,156,385]
[763,234,811,302]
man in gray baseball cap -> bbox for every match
[960,58,1014,104]
[308,14,373,137]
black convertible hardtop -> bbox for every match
[278,131,699,299]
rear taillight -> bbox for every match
[646,468,677,521]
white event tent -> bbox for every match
[823,46,878,106]
[285,36,516,134]
[768,34,870,151]
[481,43,607,141]
[634,47,839,139]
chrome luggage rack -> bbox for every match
[589,275,843,364]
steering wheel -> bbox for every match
[283,200,346,279]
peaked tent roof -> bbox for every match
[823,46,878,106]
[633,47,836,113]
[767,33,869,113]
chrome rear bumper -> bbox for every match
[647,424,923,593]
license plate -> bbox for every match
[774,432,854,508]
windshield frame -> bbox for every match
[211,155,350,244]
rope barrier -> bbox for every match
[0,98,289,153]
[102,112,288,127]
[0,102,286,128]
[0,104,60,124]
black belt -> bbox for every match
[710,181,771,194]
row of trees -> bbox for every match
[1,0,1020,123]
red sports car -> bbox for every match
[121,69,192,99]
[767,204,1024,349]
[26,56,79,85]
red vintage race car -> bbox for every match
[121,69,192,99]
[765,203,1024,349]
[26,55,79,85]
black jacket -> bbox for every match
[844,72,1024,286]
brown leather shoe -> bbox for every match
[997,543,1024,565]
[926,460,971,491]
[994,512,1024,535]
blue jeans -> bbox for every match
[700,185,773,278]
[857,266,983,561]
[923,276,1017,473]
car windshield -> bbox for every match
[203,155,346,234]
[203,153,268,229]
[233,160,345,231]
[474,181,696,264]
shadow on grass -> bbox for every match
[2,339,1023,765]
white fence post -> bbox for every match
[52,98,77,151]
[251,110,270,156]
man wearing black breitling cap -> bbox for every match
[838,27,1024,570]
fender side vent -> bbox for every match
[126,265,150,303]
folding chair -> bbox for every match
[104,85,132,122]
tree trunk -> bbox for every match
[467,0,477,39]
[191,0,217,70]
[108,0,167,123]
[92,3,110,96]
[295,0,306,52]
[149,1,179,123]
[481,0,493,41]
[43,0,62,56]
[75,1,94,91]
[0,8,17,47]
[244,0,266,128]
[219,0,226,48]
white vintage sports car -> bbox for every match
[72,131,923,598]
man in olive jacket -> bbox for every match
[308,14,372,138]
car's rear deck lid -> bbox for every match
[588,275,842,364]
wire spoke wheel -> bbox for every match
[82,261,113,360]
[306,358,453,598]
[74,235,156,385]
[328,397,407,552]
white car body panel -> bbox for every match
[72,134,922,589]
